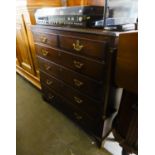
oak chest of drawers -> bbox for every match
[32,25,123,145]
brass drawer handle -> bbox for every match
[46,79,53,85]
[44,64,51,70]
[73,60,84,69]
[74,96,83,104]
[73,79,83,87]
[74,112,83,120]
[41,49,48,56]
[73,40,84,51]
[40,36,47,43]
[48,94,54,100]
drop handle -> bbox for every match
[73,60,84,69]
[74,112,83,120]
[44,64,51,70]
[74,96,83,104]
[73,40,84,51]
[73,79,83,87]
[41,49,48,56]
[40,36,47,43]
[48,94,54,100]
[46,79,53,85]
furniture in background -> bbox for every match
[113,32,138,155]
[16,0,62,89]
[16,0,104,89]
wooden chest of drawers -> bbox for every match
[31,25,126,145]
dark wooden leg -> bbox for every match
[122,148,129,155]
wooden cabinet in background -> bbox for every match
[16,3,41,89]
[16,0,104,89]
[16,0,63,89]
[16,15,34,74]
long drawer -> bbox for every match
[38,57,104,101]
[40,71,102,118]
[42,84,103,137]
[36,43,105,81]
[59,35,108,60]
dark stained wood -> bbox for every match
[41,84,104,139]
[35,43,105,81]
[31,25,131,37]
[38,57,104,100]
[40,71,102,118]
[32,31,58,47]
[113,91,138,154]
[113,32,138,154]
[59,34,108,60]
[115,32,138,93]
[32,24,137,146]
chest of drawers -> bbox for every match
[31,26,126,145]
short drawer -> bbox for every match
[40,71,102,118]
[36,44,105,81]
[59,35,108,60]
[42,85,103,136]
[38,57,104,101]
[32,31,58,47]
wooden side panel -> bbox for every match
[16,15,34,74]
[16,0,41,88]
[25,22,40,77]
[115,32,138,93]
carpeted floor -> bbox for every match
[16,74,111,155]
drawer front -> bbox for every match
[36,44,105,81]
[32,31,58,47]
[42,85,103,136]
[38,57,104,100]
[40,71,102,118]
[59,35,108,60]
